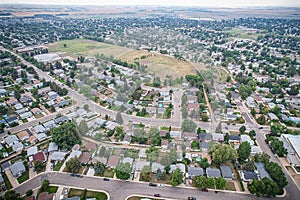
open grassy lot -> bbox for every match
[225,181,236,191]
[47,39,208,79]
[95,168,114,178]
[225,28,262,40]
[47,39,133,57]
[69,188,107,200]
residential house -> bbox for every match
[241,171,258,182]
[212,133,224,142]
[206,168,221,178]
[182,132,198,140]
[135,161,150,171]
[139,148,147,159]
[19,111,33,120]
[54,116,68,124]
[188,167,204,179]
[17,130,30,141]
[43,120,56,130]
[79,152,91,165]
[198,133,212,142]
[10,161,26,177]
[240,135,254,146]
[107,155,119,168]
[38,192,55,200]
[161,139,168,149]
[5,135,19,146]
[220,165,233,180]
[12,142,23,152]
[122,157,134,165]
[200,142,210,152]
[170,163,185,173]
[47,91,59,100]
[228,135,241,144]
[48,142,58,153]
[254,162,271,179]
[170,131,181,139]
[151,162,165,173]
[35,133,47,141]
[6,116,18,125]
[33,152,46,163]
[33,125,46,133]
[31,108,42,115]
[50,152,67,162]
[27,146,38,157]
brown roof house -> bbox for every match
[38,192,54,200]
[107,155,119,168]
[79,152,91,165]
[17,130,29,141]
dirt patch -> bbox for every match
[286,166,300,189]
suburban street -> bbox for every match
[14,172,269,200]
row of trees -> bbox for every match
[193,175,226,190]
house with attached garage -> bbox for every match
[10,161,26,177]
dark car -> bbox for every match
[70,173,76,177]
[103,178,110,181]
[75,174,83,178]
[259,127,263,129]
[201,188,208,192]
[154,194,161,197]
[188,197,196,200]
[1,184,6,191]
[149,183,158,187]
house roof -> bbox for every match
[85,142,97,151]
[33,152,46,162]
[206,168,221,178]
[182,132,198,139]
[254,162,271,179]
[107,155,119,167]
[50,152,67,161]
[122,157,134,165]
[198,133,212,141]
[36,133,47,141]
[135,161,150,171]
[38,192,54,200]
[34,125,46,133]
[79,152,91,164]
[151,162,165,173]
[188,167,204,176]
[10,161,25,176]
[243,171,258,180]
[228,135,240,141]
[212,133,224,141]
[27,146,38,156]
[170,163,185,173]
[48,142,58,152]
[0,174,4,183]
[12,142,23,152]
[17,130,29,141]
[200,142,209,150]
[54,116,68,124]
[68,150,82,161]
[220,165,233,179]
[5,135,19,145]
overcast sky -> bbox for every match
[1,0,300,7]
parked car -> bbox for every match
[259,127,263,129]
[154,194,161,197]
[70,173,76,177]
[159,184,165,187]
[103,178,110,181]
[29,196,35,200]
[188,197,196,200]
[201,188,208,192]
[149,183,158,187]
[75,174,83,178]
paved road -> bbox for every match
[14,172,266,200]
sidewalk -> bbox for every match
[5,169,19,188]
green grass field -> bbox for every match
[225,28,262,40]
[69,188,107,200]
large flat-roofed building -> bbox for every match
[280,134,300,168]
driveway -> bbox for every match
[5,169,19,188]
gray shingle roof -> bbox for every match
[188,167,204,177]
[206,168,221,178]
[220,165,233,179]
[254,162,271,179]
[10,161,25,176]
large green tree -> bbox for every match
[210,144,237,165]
[78,120,88,135]
[237,142,251,163]
[193,175,208,190]
[66,157,81,173]
[215,177,226,189]
[115,111,123,124]
[170,168,184,187]
[94,161,106,174]
[248,177,279,197]
[51,122,81,150]
[115,162,131,180]
[181,119,197,132]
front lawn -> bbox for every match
[53,162,63,171]
[225,181,236,191]
[95,169,114,178]
[17,164,29,184]
[45,186,58,194]
[69,188,107,200]
[2,173,12,190]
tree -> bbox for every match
[248,177,279,197]
[66,157,81,173]
[250,109,257,116]
[215,177,226,189]
[254,152,270,164]
[26,189,33,196]
[34,160,44,173]
[207,177,215,188]
[257,115,266,125]
[269,137,287,157]
[199,158,210,169]
[0,105,8,115]
[170,168,184,187]
[215,123,222,133]
[210,144,237,165]
[149,128,161,146]
[14,90,21,100]
[115,112,123,124]
[80,189,87,200]
[94,161,106,174]
[40,179,50,192]
[265,161,287,189]
[115,162,131,180]
[201,114,209,122]
[78,120,88,135]
[156,168,163,180]
[51,122,81,150]
[83,104,89,111]
[181,119,197,132]
[239,125,246,134]
[146,145,159,162]
[249,130,256,138]
[133,129,147,144]
[4,190,21,200]
[244,160,256,171]
[161,149,178,166]
[237,142,251,163]
[193,175,208,190]
[224,132,229,144]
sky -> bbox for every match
[1,0,300,7]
